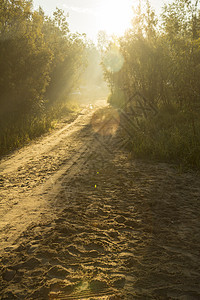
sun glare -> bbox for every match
[97,0,133,36]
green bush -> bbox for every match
[0,1,86,157]
[127,104,200,169]
[108,88,126,109]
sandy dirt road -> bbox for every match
[0,101,200,299]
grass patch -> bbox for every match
[120,103,200,170]
[0,101,79,158]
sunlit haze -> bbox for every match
[97,0,133,36]
[33,0,168,41]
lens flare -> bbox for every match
[91,107,120,136]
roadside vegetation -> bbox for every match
[102,0,200,170]
[0,0,88,157]
[1,0,199,170]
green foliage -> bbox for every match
[108,88,126,108]
[127,105,200,169]
[0,0,86,156]
[101,0,200,169]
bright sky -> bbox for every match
[33,0,169,41]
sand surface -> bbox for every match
[0,101,200,299]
